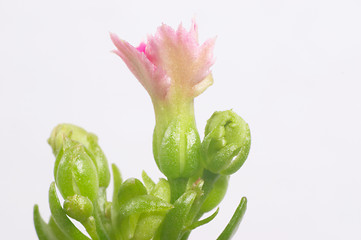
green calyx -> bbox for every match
[152,100,201,179]
[201,110,251,175]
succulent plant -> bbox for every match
[34,20,251,240]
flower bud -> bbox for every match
[63,194,93,223]
[201,110,251,175]
[48,124,110,188]
[153,117,201,179]
[54,137,99,201]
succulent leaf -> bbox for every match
[48,182,91,240]
[160,190,198,240]
[217,197,247,240]
[33,205,58,240]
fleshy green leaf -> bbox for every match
[142,170,156,193]
[150,178,170,203]
[116,178,150,240]
[111,164,122,214]
[48,217,71,240]
[133,212,165,240]
[48,182,90,240]
[118,195,173,218]
[33,205,57,240]
[131,179,171,240]
[118,178,147,206]
[160,190,197,240]
[188,207,219,230]
[217,197,247,240]
[201,175,229,213]
[111,164,122,239]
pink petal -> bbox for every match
[145,22,215,96]
[191,37,216,84]
[192,73,214,97]
[110,33,170,99]
[136,42,147,54]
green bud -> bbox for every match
[118,178,148,206]
[48,124,110,188]
[63,194,93,222]
[153,117,201,179]
[54,137,99,201]
[201,110,251,175]
[201,175,229,213]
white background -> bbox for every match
[1,0,360,239]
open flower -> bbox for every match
[110,20,215,102]
[111,21,216,179]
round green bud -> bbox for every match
[153,117,201,179]
[54,137,99,201]
[63,194,93,223]
[201,110,251,175]
[48,124,110,188]
[201,175,229,213]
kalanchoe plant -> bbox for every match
[34,20,251,240]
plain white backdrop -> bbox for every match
[1,0,360,239]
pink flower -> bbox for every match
[110,20,216,102]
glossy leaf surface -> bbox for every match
[217,197,247,240]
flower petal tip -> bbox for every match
[111,20,215,101]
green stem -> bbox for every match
[165,171,220,240]
[187,170,220,223]
[201,170,220,197]
[168,178,188,203]
[181,170,220,239]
